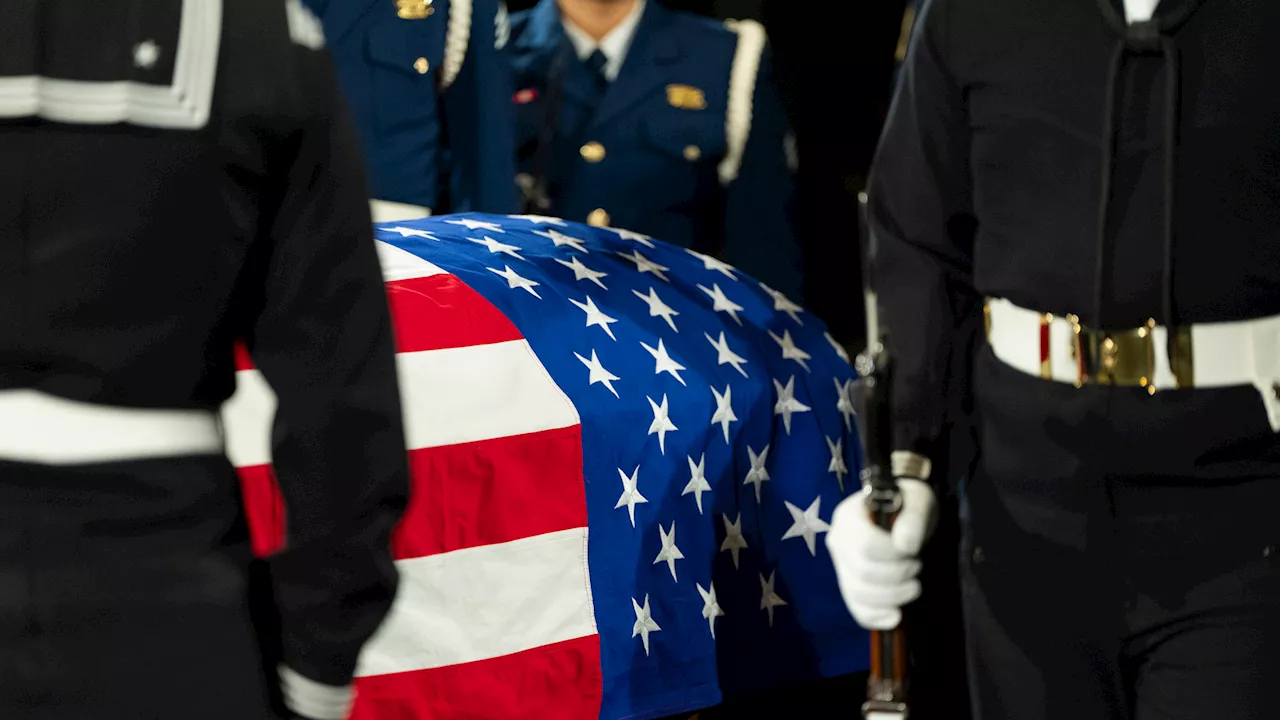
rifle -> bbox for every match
[854,191,910,720]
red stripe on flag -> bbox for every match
[387,275,523,353]
[350,635,603,720]
[229,272,522,371]
[236,464,287,557]
[392,426,588,560]
[234,342,255,372]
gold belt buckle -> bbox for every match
[1090,320,1157,389]
[1073,317,1193,393]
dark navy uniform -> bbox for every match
[863,0,1280,717]
[0,2,408,718]
[508,0,803,300]
[304,0,520,220]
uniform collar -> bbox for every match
[1122,0,1162,22]
[560,0,646,82]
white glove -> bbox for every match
[825,478,938,630]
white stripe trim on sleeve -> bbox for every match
[278,665,353,720]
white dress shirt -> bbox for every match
[561,0,646,82]
[1124,0,1162,23]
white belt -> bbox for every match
[985,297,1280,430]
[369,199,432,223]
[0,389,223,465]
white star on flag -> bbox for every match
[614,466,648,527]
[835,378,857,432]
[698,283,745,326]
[710,384,738,443]
[759,571,789,628]
[535,228,590,253]
[826,331,851,364]
[773,376,812,435]
[769,329,812,372]
[641,338,687,386]
[569,296,618,340]
[781,496,832,556]
[555,256,608,290]
[508,214,567,226]
[705,331,748,378]
[632,595,661,656]
[607,226,655,248]
[720,513,748,569]
[653,522,685,582]
[632,288,680,332]
[617,249,670,282]
[759,282,804,325]
[697,583,726,639]
[826,436,849,492]
[686,248,737,280]
[383,226,439,240]
[469,235,525,261]
[646,394,678,454]
[488,265,541,298]
[446,217,505,232]
[744,444,771,503]
[682,454,712,514]
[575,349,620,398]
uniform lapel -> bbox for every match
[588,2,680,132]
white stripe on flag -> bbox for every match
[395,340,580,450]
[222,367,276,468]
[355,527,597,677]
[375,240,447,282]
[221,339,580,466]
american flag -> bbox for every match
[221,213,870,720]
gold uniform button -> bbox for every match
[397,0,435,19]
[587,208,611,227]
[683,145,701,161]
[414,57,430,74]
[580,141,606,163]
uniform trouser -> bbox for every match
[0,456,282,720]
[961,344,1280,720]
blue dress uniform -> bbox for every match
[507,0,803,300]
[303,0,520,219]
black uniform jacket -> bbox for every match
[0,0,410,702]
[868,0,1280,457]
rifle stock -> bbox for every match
[855,193,910,719]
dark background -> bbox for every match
[505,0,909,352]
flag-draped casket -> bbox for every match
[221,213,870,720]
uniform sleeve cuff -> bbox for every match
[891,450,932,481]
[279,665,354,720]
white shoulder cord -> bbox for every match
[717,18,767,185]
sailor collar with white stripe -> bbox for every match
[0,0,221,129]
[560,0,646,82]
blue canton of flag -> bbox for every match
[373,213,869,720]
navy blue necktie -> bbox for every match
[584,49,608,93]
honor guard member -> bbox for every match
[0,2,409,718]
[303,0,520,221]
[827,0,1280,719]
[507,0,803,299]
